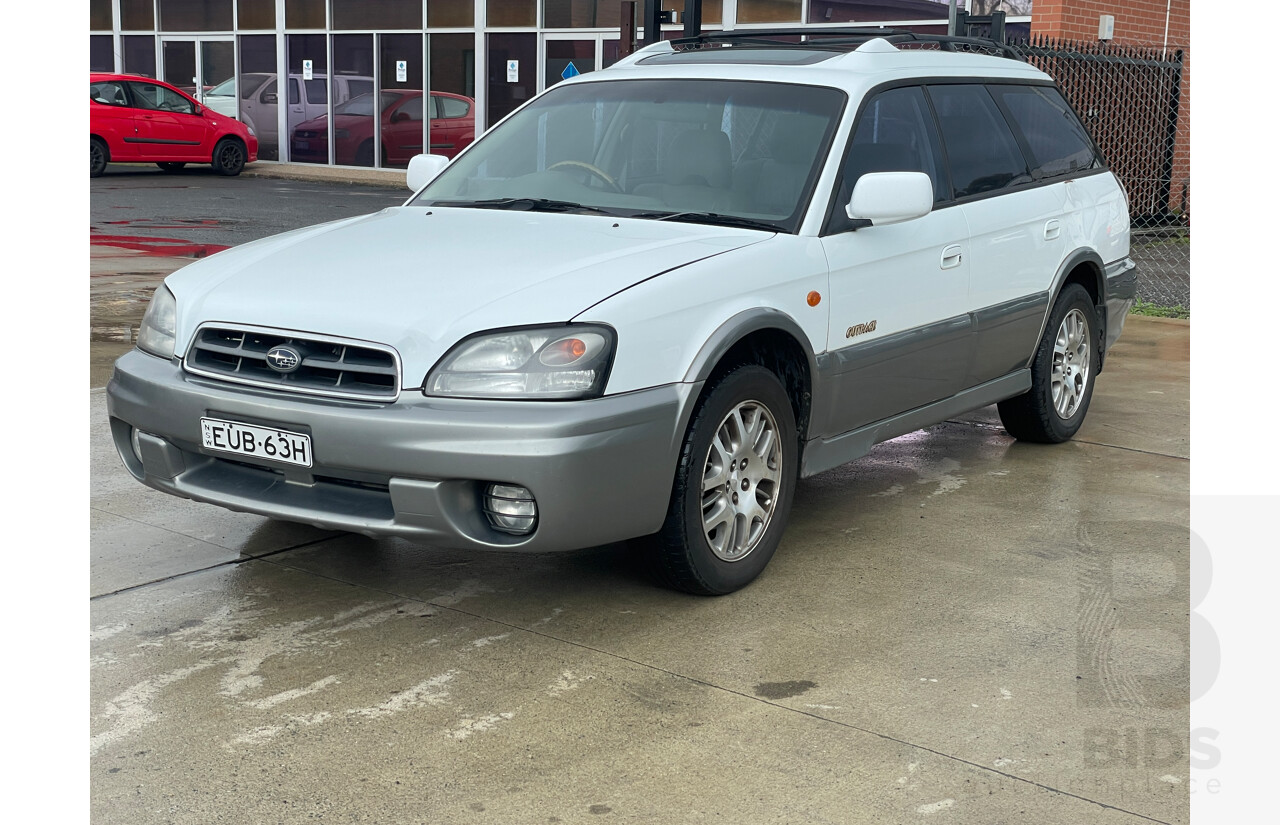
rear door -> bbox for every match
[429,94,474,158]
[927,83,1070,385]
[818,85,973,435]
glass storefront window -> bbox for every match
[486,33,536,127]
[543,0,620,28]
[489,0,537,27]
[380,34,424,168]
[333,1,421,30]
[237,0,276,29]
[160,0,234,31]
[287,34,328,163]
[286,0,325,28]
[331,34,376,166]
[428,0,474,28]
[91,35,114,71]
[121,0,155,30]
[808,0,957,25]
[91,0,113,30]
[123,35,158,76]
[237,34,279,159]
[738,0,801,24]
[657,0,723,26]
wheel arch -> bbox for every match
[1035,248,1109,370]
[682,309,818,442]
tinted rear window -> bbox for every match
[990,85,1099,179]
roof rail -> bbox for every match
[668,28,1025,61]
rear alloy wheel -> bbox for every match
[652,365,798,595]
[212,138,246,176]
[998,283,1099,443]
[91,138,107,177]
[157,162,187,172]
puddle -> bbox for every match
[91,231,229,258]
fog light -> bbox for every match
[130,427,145,463]
[484,483,537,536]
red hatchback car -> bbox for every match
[90,73,259,177]
[290,90,475,167]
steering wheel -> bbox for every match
[547,160,622,192]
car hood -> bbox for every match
[167,206,770,385]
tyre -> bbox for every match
[354,141,375,167]
[91,138,107,177]
[156,162,187,172]
[652,365,798,595]
[998,283,1099,443]
[212,138,246,176]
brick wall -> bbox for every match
[1032,1,1189,220]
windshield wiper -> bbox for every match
[628,211,783,232]
[430,197,619,215]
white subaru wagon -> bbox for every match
[107,31,1136,595]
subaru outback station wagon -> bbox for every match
[107,31,1136,595]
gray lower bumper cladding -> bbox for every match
[106,349,697,552]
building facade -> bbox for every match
[89,1,1185,171]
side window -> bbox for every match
[395,95,424,122]
[928,84,1030,198]
[90,81,129,107]
[989,85,1098,179]
[126,82,194,115]
[838,86,948,210]
[304,79,328,105]
[438,96,470,119]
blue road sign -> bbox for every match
[561,62,581,80]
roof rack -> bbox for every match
[668,28,1025,62]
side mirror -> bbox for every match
[261,92,277,104]
[407,153,449,191]
[390,111,409,124]
[846,171,933,227]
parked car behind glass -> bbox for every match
[290,90,476,166]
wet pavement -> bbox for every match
[91,285,1190,822]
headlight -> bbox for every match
[137,286,177,359]
[426,325,615,400]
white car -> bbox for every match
[107,31,1136,595]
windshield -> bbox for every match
[207,78,236,97]
[412,79,846,233]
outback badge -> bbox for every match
[845,320,878,339]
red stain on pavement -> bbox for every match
[90,232,229,258]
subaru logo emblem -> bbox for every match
[265,345,302,373]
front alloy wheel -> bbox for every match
[652,364,798,595]
[701,400,783,561]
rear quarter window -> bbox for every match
[989,85,1099,179]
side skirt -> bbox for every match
[800,369,1031,478]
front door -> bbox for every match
[161,37,235,106]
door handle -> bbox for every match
[1044,219,1061,240]
[940,244,963,270]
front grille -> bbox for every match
[184,325,401,402]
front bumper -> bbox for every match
[106,349,698,551]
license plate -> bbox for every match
[294,139,309,150]
[200,417,312,468]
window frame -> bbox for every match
[985,83,1105,182]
